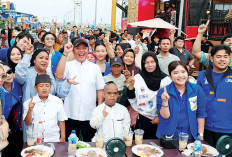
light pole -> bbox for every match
[74,0,76,25]
[95,0,97,26]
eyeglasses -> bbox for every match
[45,37,55,41]
[6,69,13,75]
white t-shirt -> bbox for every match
[63,60,105,120]
[128,74,172,120]
[23,94,67,142]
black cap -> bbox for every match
[35,74,51,86]
[73,38,88,47]
[110,57,123,66]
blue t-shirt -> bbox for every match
[174,88,193,140]
[212,71,224,91]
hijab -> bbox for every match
[140,51,167,91]
[122,48,140,75]
[7,46,23,73]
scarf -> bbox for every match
[140,51,167,91]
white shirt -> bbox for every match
[23,94,67,142]
[63,60,105,120]
[129,74,172,120]
[90,103,131,142]
[127,39,135,48]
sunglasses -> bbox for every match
[6,69,13,75]
[45,37,55,41]
[0,74,7,80]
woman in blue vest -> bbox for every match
[156,61,207,140]
[0,62,22,156]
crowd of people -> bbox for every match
[0,17,231,157]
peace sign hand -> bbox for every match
[161,86,170,104]
[128,70,135,90]
[25,44,34,55]
[67,76,79,85]
[102,105,108,117]
[123,65,131,80]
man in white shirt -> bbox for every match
[23,74,67,142]
[56,38,105,142]
[126,33,135,48]
[90,82,131,142]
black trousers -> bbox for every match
[65,118,96,142]
[204,129,232,157]
[2,130,23,157]
[134,114,158,139]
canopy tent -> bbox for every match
[128,18,177,30]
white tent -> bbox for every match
[128,18,178,30]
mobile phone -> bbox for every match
[65,37,68,44]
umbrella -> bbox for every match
[128,18,178,30]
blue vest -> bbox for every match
[156,82,203,140]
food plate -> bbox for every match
[75,147,107,157]
[132,144,164,157]
[76,141,91,148]
[187,143,219,156]
[21,145,54,157]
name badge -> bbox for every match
[210,91,214,95]
[217,98,226,102]
[189,96,197,111]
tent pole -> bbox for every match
[178,0,185,36]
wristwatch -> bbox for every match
[198,133,204,137]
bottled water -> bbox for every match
[192,137,202,157]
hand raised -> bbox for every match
[123,65,131,80]
[29,97,35,112]
[170,28,176,35]
[63,42,73,55]
[161,86,170,103]
[102,105,108,117]
[128,70,135,90]
[67,76,79,85]
[21,17,25,23]
[198,20,210,34]
[25,44,34,55]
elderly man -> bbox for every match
[90,82,130,142]
[56,38,105,142]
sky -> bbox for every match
[9,0,123,26]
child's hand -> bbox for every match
[29,97,35,112]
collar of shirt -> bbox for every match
[33,94,52,104]
[157,53,171,59]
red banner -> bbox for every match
[138,0,155,21]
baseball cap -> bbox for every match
[73,38,88,47]
[110,57,123,67]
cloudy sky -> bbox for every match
[9,0,123,25]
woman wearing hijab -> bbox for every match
[122,48,139,78]
[126,51,172,139]
[7,46,23,73]
[115,43,131,58]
